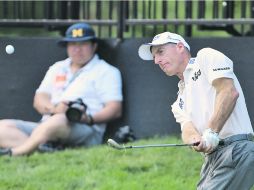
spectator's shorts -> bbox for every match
[11,119,103,147]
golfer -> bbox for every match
[138,32,254,189]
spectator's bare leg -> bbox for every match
[11,114,71,156]
[0,120,29,148]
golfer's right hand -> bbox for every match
[193,140,210,153]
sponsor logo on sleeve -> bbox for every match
[179,98,184,109]
[213,67,230,72]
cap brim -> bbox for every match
[138,44,153,60]
[58,36,97,46]
[138,41,172,61]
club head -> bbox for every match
[107,139,124,150]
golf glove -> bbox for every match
[171,101,191,130]
[202,128,220,149]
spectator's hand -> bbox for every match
[44,104,55,114]
[81,113,93,125]
[51,101,69,114]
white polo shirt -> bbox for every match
[172,48,253,138]
[36,54,123,133]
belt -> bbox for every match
[219,133,254,146]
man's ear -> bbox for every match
[176,42,186,52]
[176,42,185,49]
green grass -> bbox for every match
[2,136,253,190]
[0,136,203,190]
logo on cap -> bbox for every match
[153,34,161,41]
[72,29,84,38]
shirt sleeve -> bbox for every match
[36,65,56,94]
[171,97,191,131]
[95,66,123,103]
[198,48,234,84]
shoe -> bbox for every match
[38,143,64,153]
[0,148,12,156]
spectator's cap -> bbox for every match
[138,32,190,60]
[59,23,97,46]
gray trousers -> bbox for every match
[197,135,254,190]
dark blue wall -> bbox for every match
[0,37,253,139]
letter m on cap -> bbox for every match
[72,29,83,38]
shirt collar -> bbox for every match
[182,58,196,82]
[185,58,196,71]
[68,54,99,72]
[82,54,99,71]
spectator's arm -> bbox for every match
[81,101,122,124]
[33,92,54,115]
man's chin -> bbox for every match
[72,59,87,65]
[165,71,174,76]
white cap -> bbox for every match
[138,32,190,60]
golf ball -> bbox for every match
[5,45,15,54]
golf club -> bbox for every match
[107,139,200,150]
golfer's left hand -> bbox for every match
[193,128,220,153]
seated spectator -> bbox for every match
[0,22,123,156]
